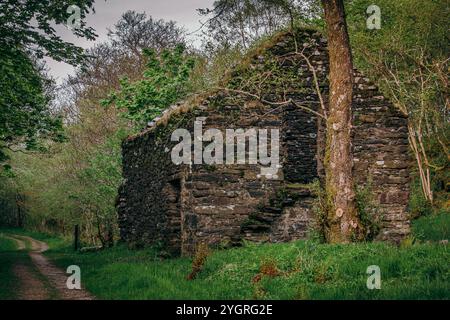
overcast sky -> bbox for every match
[46,0,214,84]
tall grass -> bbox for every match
[412,211,450,241]
[2,225,448,300]
[46,240,449,300]
[0,234,17,251]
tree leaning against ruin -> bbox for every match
[321,0,363,242]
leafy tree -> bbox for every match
[0,12,190,241]
[346,0,449,206]
[103,45,196,127]
[0,0,96,64]
[0,0,97,163]
[0,47,64,162]
[64,11,188,107]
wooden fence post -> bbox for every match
[74,224,79,251]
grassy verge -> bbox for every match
[2,226,449,300]
[44,240,448,300]
[0,233,24,299]
[0,228,68,251]
[0,233,20,299]
[0,234,17,251]
[412,210,450,242]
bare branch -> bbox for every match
[299,52,328,119]
[217,87,327,119]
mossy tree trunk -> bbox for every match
[321,0,363,242]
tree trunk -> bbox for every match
[15,192,24,228]
[74,224,80,251]
[321,0,363,242]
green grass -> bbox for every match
[1,224,448,300]
[0,233,22,299]
[0,252,29,300]
[0,227,68,251]
[43,240,449,300]
[0,233,17,251]
[412,210,450,242]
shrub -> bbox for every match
[355,179,382,241]
[102,45,196,128]
[412,210,450,241]
[187,242,210,280]
[409,178,434,218]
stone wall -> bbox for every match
[352,71,411,241]
[117,29,411,255]
[118,126,183,252]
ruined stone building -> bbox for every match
[117,29,411,255]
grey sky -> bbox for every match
[46,0,214,84]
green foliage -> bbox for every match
[0,0,97,65]
[0,246,26,300]
[289,180,328,243]
[346,0,449,209]
[412,211,450,242]
[43,237,450,300]
[0,178,19,227]
[409,178,434,218]
[0,47,65,162]
[67,130,126,245]
[0,9,185,245]
[3,127,128,245]
[355,180,382,241]
[346,0,448,61]
[0,234,17,251]
[0,0,97,162]
[103,45,196,127]
[423,128,450,205]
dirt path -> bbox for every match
[13,263,51,300]
[8,235,94,300]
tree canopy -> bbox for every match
[0,0,97,165]
[102,45,196,127]
[0,0,96,64]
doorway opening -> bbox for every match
[163,179,182,255]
